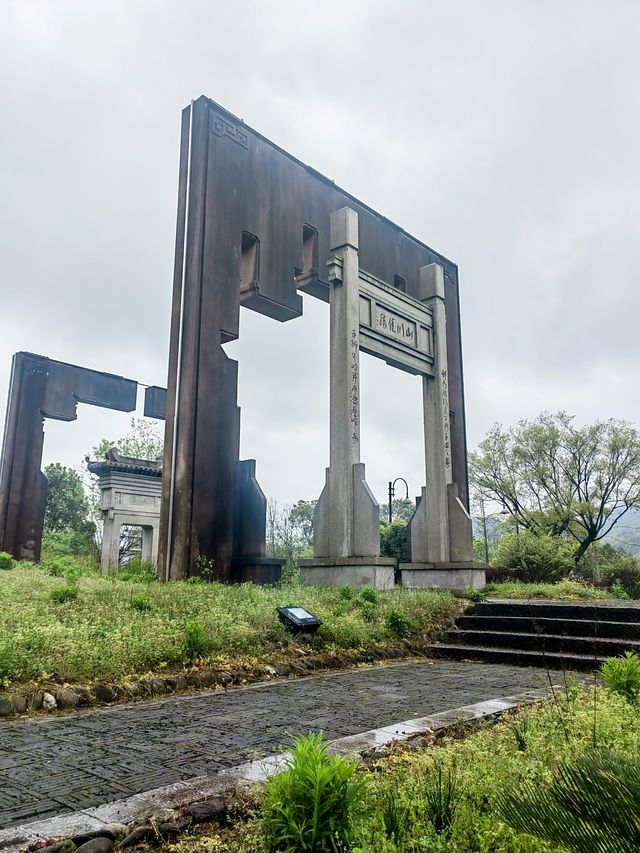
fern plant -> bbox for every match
[262,732,365,851]
[498,749,640,852]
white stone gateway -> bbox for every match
[299,208,484,593]
[87,449,162,573]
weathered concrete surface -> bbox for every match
[0,660,556,832]
[400,563,486,593]
[299,558,396,590]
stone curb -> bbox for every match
[0,688,548,853]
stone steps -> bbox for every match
[431,599,640,671]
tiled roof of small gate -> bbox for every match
[86,447,162,477]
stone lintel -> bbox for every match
[300,557,396,567]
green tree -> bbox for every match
[288,500,316,551]
[380,519,408,562]
[44,463,91,533]
[380,497,415,523]
[92,417,164,462]
[470,412,640,563]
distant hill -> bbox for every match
[606,509,640,553]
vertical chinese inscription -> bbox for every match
[350,328,359,443]
[441,369,451,469]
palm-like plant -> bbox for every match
[498,750,640,852]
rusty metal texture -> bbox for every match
[0,352,137,561]
[159,96,470,581]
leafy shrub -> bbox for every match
[422,765,461,836]
[491,530,577,583]
[50,583,78,603]
[0,552,14,571]
[380,520,408,562]
[601,652,640,703]
[43,558,69,577]
[339,585,353,600]
[484,565,513,584]
[385,608,412,637]
[611,580,631,600]
[130,592,153,612]
[114,558,157,583]
[184,620,210,659]
[359,586,380,605]
[262,732,365,852]
[602,561,640,599]
[464,587,486,602]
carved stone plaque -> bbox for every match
[357,269,434,375]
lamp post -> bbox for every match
[388,477,410,523]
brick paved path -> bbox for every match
[0,661,553,829]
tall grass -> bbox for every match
[0,563,457,689]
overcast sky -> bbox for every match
[1,0,639,509]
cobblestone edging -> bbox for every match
[0,688,549,853]
[0,633,456,719]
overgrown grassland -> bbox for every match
[486,579,616,600]
[0,563,458,689]
[160,686,637,852]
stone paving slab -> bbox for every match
[0,660,557,831]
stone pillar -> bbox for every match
[141,526,154,563]
[101,513,121,574]
[300,208,394,589]
[402,264,481,593]
[408,264,452,563]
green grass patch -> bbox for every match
[485,579,616,600]
[0,563,457,689]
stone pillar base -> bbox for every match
[400,562,486,595]
[230,558,284,585]
[299,557,396,590]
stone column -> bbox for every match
[402,263,479,591]
[141,526,154,564]
[326,207,362,555]
[101,513,121,574]
[301,208,394,589]
[413,263,452,563]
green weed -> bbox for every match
[385,608,412,637]
[359,586,380,605]
[130,592,153,612]
[0,552,14,571]
[184,620,211,659]
[601,651,640,703]
[50,583,78,604]
[262,732,365,852]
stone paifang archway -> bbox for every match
[299,208,481,592]
[159,96,483,591]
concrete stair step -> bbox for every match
[445,629,640,657]
[430,643,606,671]
[457,615,640,639]
[472,600,640,623]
